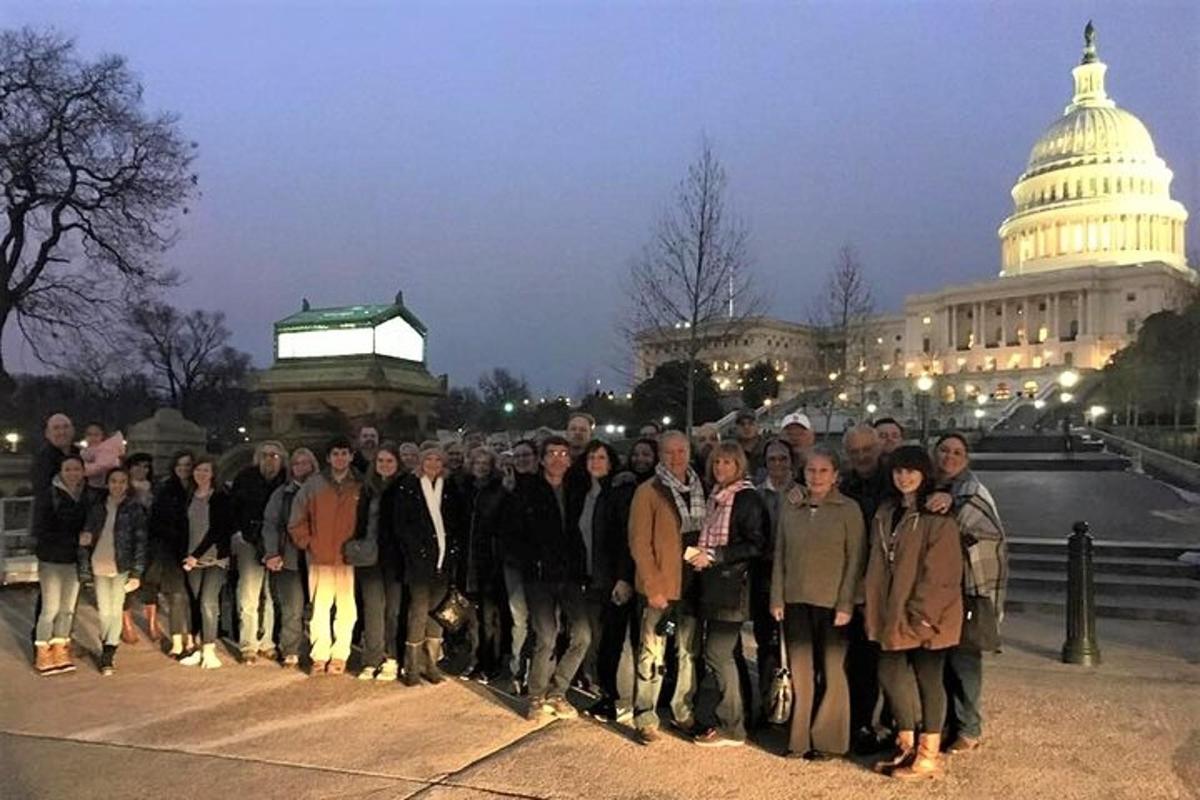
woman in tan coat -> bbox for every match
[864,445,963,781]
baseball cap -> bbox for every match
[780,412,812,430]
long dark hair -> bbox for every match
[581,439,621,486]
[885,445,938,510]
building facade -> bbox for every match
[633,25,1194,430]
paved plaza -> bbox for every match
[1,584,1196,800]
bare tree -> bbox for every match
[625,138,762,433]
[0,28,198,391]
[810,245,876,419]
[126,301,250,419]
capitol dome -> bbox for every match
[998,23,1188,276]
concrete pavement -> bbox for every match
[1,586,1197,800]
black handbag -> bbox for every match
[430,585,473,633]
[342,535,378,568]
[963,595,1001,652]
[766,621,793,725]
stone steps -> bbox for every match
[1006,537,1200,624]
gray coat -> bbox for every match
[262,479,305,571]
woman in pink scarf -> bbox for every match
[691,442,768,748]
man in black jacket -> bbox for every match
[504,436,591,720]
[231,441,288,663]
[31,413,79,504]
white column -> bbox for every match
[1050,294,1058,341]
[1000,300,1008,347]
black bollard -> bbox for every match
[1061,521,1101,665]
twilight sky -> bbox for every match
[4,0,1198,395]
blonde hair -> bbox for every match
[707,441,749,484]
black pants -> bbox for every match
[846,607,882,733]
[526,581,590,700]
[695,619,747,740]
[749,589,779,723]
[405,573,449,644]
[877,648,947,734]
[784,603,850,755]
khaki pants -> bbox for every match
[308,564,356,663]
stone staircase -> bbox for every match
[1006,537,1200,625]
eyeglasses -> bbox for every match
[544,450,572,459]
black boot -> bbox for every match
[421,638,446,684]
[402,642,422,686]
[100,644,117,676]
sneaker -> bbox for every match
[615,706,634,725]
[670,717,697,735]
[376,658,399,682]
[309,660,328,676]
[282,654,300,669]
[693,728,744,748]
[587,698,617,721]
[544,695,578,720]
[200,646,223,670]
[178,650,202,667]
[357,666,377,681]
[327,659,346,676]
[99,645,116,676]
[241,651,258,666]
[636,727,662,745]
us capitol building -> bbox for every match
[634,24,1194,428]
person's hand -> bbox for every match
[78,532,93,547]
[688,551,714,570]
[648,592,668,611]
[833,610,852,627]
[786,486,807,506]
[611,580,633,606]
[770,604,785,622]
[183,555,197,572]
[124,577,141,593]
[925,492,953,514]
[264,555,284,572]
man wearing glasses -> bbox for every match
[503,436,591,720]
[231,441,289,664]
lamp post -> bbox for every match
[915,374,935,446]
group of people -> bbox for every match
[29,407,1007,780]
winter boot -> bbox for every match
[121,610,140,644]
[402,642,423,686]
[893,733,944,780]
[145,603,161,642]
[873,730,916,775]
[421,638,446,684]
[49,639,75,673]
[34,642,55,675]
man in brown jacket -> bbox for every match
[628,431,705,744]
[288,438,362,675]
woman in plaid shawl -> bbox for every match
[931,433,1008,754]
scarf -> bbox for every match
[420,475,447,570]
[655,463,706,534]
[699,479,754,549]
[948,469,1008,618]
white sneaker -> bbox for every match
[200,644,222,669]
[357,666,377,681]
[376,658,399,682]
[178,650,202,667]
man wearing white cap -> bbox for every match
[779,412,815,481]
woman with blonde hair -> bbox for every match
[692,441,768,747]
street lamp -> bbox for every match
[3,432,18,453]
[914,375,935,446]
[866,402,878,416]
[661,415,672,427]
[503,401,515,414]
[1059,369,1080,389]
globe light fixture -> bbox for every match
[1059,392,1074,404]
[1059,370,1080,389]
[866,403,878,414]
[1034,399,1047,409]
[503,401,515,414]
[976,395,988,406]
[604,423,616,434]
[661,415,672,426]
[1088,405,1107,420]
[974,409,986,419]
[915,375,935,393]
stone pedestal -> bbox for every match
[125,409,207,477]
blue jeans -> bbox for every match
[945,646,984,738]
[504,564,529,677]
[36,562,80,643]
[187,566,227,643]
[235,538,275,653]
[93,573,129,647]
[633,603,699,730]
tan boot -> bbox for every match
[893,733,944,780]
[34,642,54,675]
[145,604,161,642]
[121,610,140,644]
[873,730,916,775]
[49,639,76,673]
